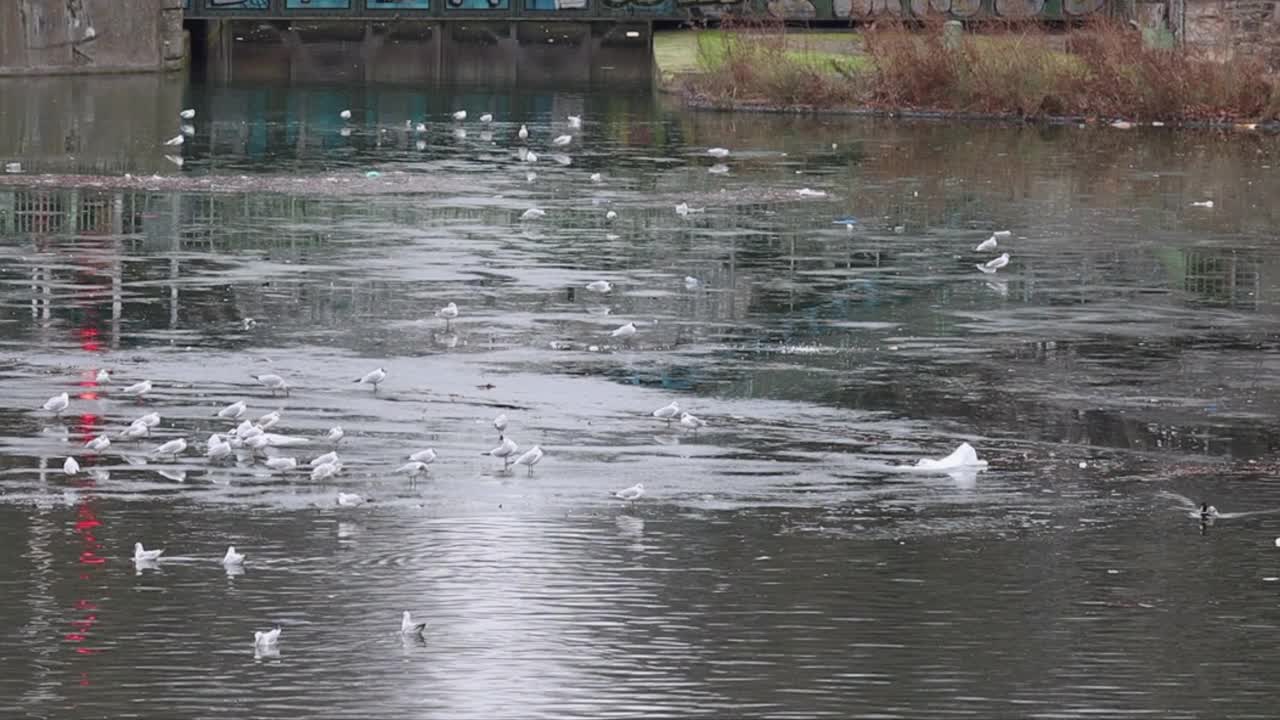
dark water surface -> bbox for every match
[3,79,1280,719]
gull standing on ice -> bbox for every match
[253,373,289,396]
[326,426,344,446]
[653,401,679,424]
[123,379,152,398]
[43,392,69,415]
[611,322,637,339]
[514,446,544,475]
[397,461,430,481]
[310,451,339,469]
[615,483,644,501]
[679,412,706,431]
[257,410,282,431]
[553,134,572,147]
[63,457,80,475]
[356,367,387,392]
[518,124,529,141]
[311,462,340,482]
[493,413,508,436]
[567,115,582,128]
[265,456,297,473]
[223,546,245,566]
[85,434,111,452]
[152,437,188,460]
[435,302,458,330]
[485,436,519,469]
[586,280,613,293]
[975,236,998,252]
[218,400,247,420]
[337,492,365,507]
[134,542,164,563]
[96,369,112,384]
[521,207,545,221]
[977,253,1010,274]
[410,448,438,465]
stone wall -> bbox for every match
[1187,0,1280,68]
[0,0,185,75]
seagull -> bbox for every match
[977,253,1010,274]
[708,164,730,175]
[518,124,529,141]
[223,546,244,566]
[553,134,572,146]
[992,230,1012,238]
[311,462,340,482]
[452,110,467,121]
[513,446,544,475]
[235,420,259,440]
[356,367,387,391]
[586,280,613,293]
[520,207,546,222]
[151,437,188,459]
[243,434,271,454]
[163,135,184,146]
[337,492,365,507]
[253,373,289,397]
[134,542,164,563]
[796,188,827,198]
[309,451,339,468]
[675,202,690,217]
[85,434,111,452]
[525,170,537,183]
[264,456,297,473]
[123,379,152,397]
[42,392,69,415]
[524,150,539,164]
[615,483,644,501]
[493,413,508,435]
[401,611,427,638]
[340,109,352,120]
[410,448,438,465]
[679,412,706,431]
[206,438,232,462]
[254,626,281,650]
[180,108,196,120]
[180,124,196,137]
[119,422,149,441]
[684,276,701,290]
[397,461,430,480]
[605,210,617,221]
[652,401,679,424]
[479,113,493,123]
[217,400,247,420]
[326,426,344,446]
[610,322,637,339]
[133,412,161,436]
[96,369,111,384]
[567,115,582,128]
[590,173,602,183]
[256,410,281,431]
[414,122,427,133]
[63,457,80,475]
[913,442,988,471]
[435,302,458,330]
[484,436,519,468]
[707,147,730,158]
[975,236,998,252]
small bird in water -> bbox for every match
[1200,502,1219,522]
[684,276,701,290]
[452,110,467,121]
[518,124,529,141]
[567,115,582,128]
[514,446,544,475]
[679,412,706,431]
[553,134,572,147]
[479,113,493,123]
[123,379,153,398]
[435,302,459,330]
[485,436,519,468]
[63,457,80,475]
[340,109,352,120]
[253,373,289,397]
[675,202,690,217]
[326,426,344,446]
[218,400,247,420]
[223,546,245,566]
[254,626,281,651]
[652,401,680,424]
[356,367,387,392]
[615,483,644,501]
[42,392,69,415]
[401,611,427,638]
[586,280,613,293]
[610,322,637,339]
[134,542,164,563]
[180,108,196,120]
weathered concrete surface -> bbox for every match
[0,0,184,75]
[1187,0,1280,68]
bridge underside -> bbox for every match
[198,19,653,85]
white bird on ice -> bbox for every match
[311,462,340,482]
[452,110,467,121]
[615,483,644,501]
[163,135,184,146]
[514,446,544,474]
[567,115,582,128]
[253,373,289,396]
[119,422,149,441]
[414,122,427,134]
[679,412,706,431]
[684,276,700,290]
[977,253,1010,274]
[652,401,679,424]
[913,442,988,472]
[975,236,998,252]
[518,124,529,141]
[181,124,196,137]
[586,280,613,293]
[337,492,365,507]
[707,147,730,158]
[479,113,493,123]
[264,456,297,473]
[326,426,344,445]
[123,379,152,397]
[606,210,617,221]
[356,367,387,391]
[134,542,164,563]
[675,202,690,217]
[524,150,539,164]
[43,392,69,415]
[206,438,232,462]
[520,207,546,222]
[410,448,438,464]
[610,322,637,339]
[152,437,187,459]
[234,420,258,440]
[180,108,196,120]
[435,302,458,330]
[218,400,247,420]
[485,436,519,468]
[63,457,80,475]
[340,109,352,120]
[590,173,602,183]
[96,369,111,384]
[708,164,729,175]
[397,461,430,480]
[553,134,572,146]
[402,611,427,637]
[223,546,244,566]
[493,413,508,435]
[310,451,339,468]
[85,434,111,452]
[254,626,281,649]
[256,410,281,431]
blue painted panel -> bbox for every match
[526,0,589,8]
[285,0,352,8]
[445,0,509,8]
[368,0,431,7]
